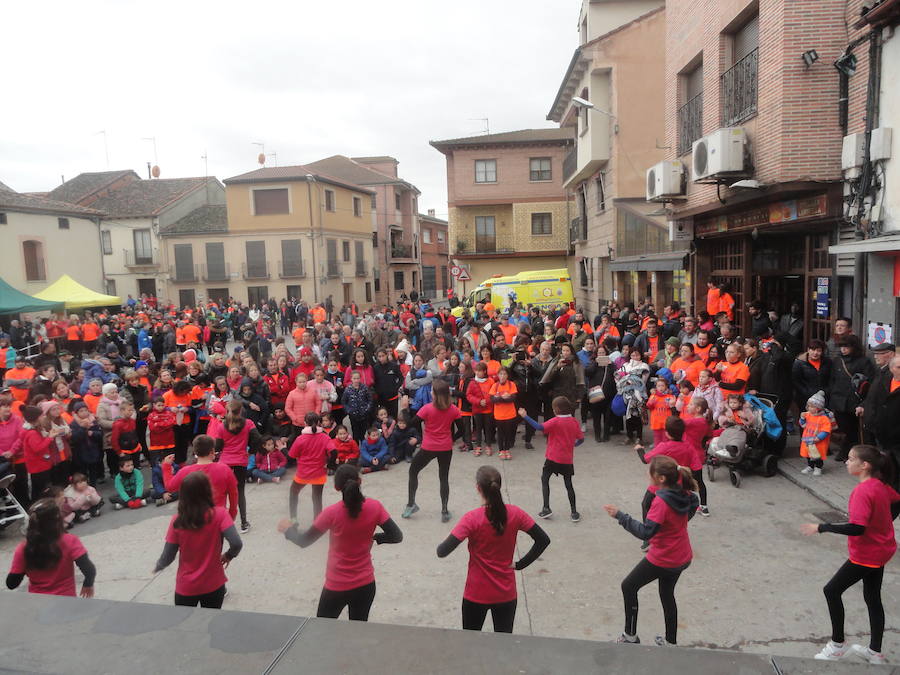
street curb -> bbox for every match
[776,465,848,515]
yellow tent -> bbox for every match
[34,274,121,310]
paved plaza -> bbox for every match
[2,431,897,663]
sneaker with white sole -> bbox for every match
[654,636,674,646]
[801,466,814,475]
[538,507,552,519]
[813,467,822,476]
[570,511,581,523]
[615,632,640,644]
[814,641,848,660]
[240,522,251,534]
[849,644,887,665]
[698,506,710,517]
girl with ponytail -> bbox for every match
[287,412,337,523]
[801,445,900,664]
[604,455,699,646]
[207,398,261,533]
[277,464,402,621]
[6,498,96,597]
[437,465,550,633]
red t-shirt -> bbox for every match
[417,403,461,452]
[646,495,693,568]
[313,498,390,592]
[451,504,535,604]
[207,418,254,467]
[847,478,900,567]
[163,462,238,519]
[645,439,695,471]
[542,415,583,465]
[682,417,711,471]
[289,432,334,481]
[10,533,87,596]
[165,506,233,596]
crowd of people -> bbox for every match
[1,286,899,663]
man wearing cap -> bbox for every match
[860,343,896,441]
[621,320,641,349]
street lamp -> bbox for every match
[571,96,616,119]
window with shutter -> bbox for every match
[252,188,289,215]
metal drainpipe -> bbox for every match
[306,177,319,303]
[95,216,107,290]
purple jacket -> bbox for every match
[0,414,24,462]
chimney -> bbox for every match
[427,209,435,217]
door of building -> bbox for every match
[342,283,352,305]
[207,288,229,304]
[286,285,302,302]
[178,289,196,308]
[137,278,156,298]
[247,286,268,307]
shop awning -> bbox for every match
[0,277,63,314]
[609,251,688,272]
[34,275,121,309]
[828,234,900,255]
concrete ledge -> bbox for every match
[0,593,892,674]
[777,455,853,516]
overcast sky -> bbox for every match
[1,1,577,216]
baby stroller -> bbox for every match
[706,394,781,488]
[0,474,28,535]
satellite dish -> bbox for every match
[258,153,266,165]
[151,165,161,178]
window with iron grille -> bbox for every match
[531,213,552,235]
[529,157,551,181]
[721,18,758,126]
[474,160,497,183]
[394,270,404,290]
[678,61,704,156]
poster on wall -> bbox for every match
[815,277,830,319]
[868,322,893,349]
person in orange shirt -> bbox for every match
[182,322,202,346]
[716,344,750,396]
[670,344,705,388]
[162,380,195,464]
[4,357,35,403]
[311,305,326,324]
[82,379,104,414]
[706,282,721,318]
[694,331,713,364]
[81,317,100,353]
[717,284,735,322]
[646,378,677,447]
[489,367,518,461]
[798,390,831,476]
[499,316,518,345]
[292,323,306,348]
[478,346,501,379]
[66,318,83,357]
[175,322,187,350]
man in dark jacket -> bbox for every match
[372,350,404,420]
[861,343,896,441]
[748,301,771,338]
[863,355,900,485]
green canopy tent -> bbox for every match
[0,277,63,315]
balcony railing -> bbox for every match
[170,264,199,282]
[202,262,230,282]
[355,263,367,277]
[326,259,339,277]
[562,148,577,183]
[278,260,306,278]
[677,92,704,156]
[721,48,758,126]
[390,244,414,260]
[125,249,158,267]
[241,261,270,280]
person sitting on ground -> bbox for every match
[63,473,103,525]
[359,426,390,473]
[111,457,150,509]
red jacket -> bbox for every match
[470,378,494,415]
[147,410,176,449]
[264,373,292,405]
[334,437,360,463]
[254,450,287,473]
[23,428,54,474]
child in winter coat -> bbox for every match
[358,426,390,473]
[63,472,102,523]
[151,461,178,506]
[68,401,104,487]
[388,412,421,463]
[146,396,176,466]
[111,399,141,463]
[799,390,832,476]
[647,378,677,447]
[341,371,373,443]
[251,436,287,483]
[329,425,359,473]
[21,406,60,503]
[111,457,150,509]
[376,406,396,440]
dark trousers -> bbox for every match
[11,463,30,507]
[173,424,193,465]
[495,418,517,452]
[349,416,368,444]
[175,584,226,609]
[230,465,248,525]
[824,559,885,652]
[29,469,53,503]
[691,469,708,507]
[110,488,151,505]
[461,598,517,633]
[625,415,643,442]
[473,413,495,448]
[541,466,576,512]
[622,558,689,644]
[407,449,451,511]
[102,448,119,479]
[383,398,399,422]
[524,396,546,442]
[833,411,860,459]
[590,400,612,441]
[317,582,376,621]
[454,416,473,450]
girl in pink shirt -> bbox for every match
[437,465,550,633]
[801,445,900,665]
[604,456,698,646]
[277,464,402,621]
[288,412,337,524]
[682,398,712,517]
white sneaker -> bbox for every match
[114,503,124,510]
[801,466,814,475]
[849,644,887,665]
[813,467,822,476]
[814,641,848,660]
[580,423,587,432]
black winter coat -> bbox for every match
[864,374,900,450]
[792,353,832,406]
[829,354,876,413]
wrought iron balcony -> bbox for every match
[390,244,414,260]
[721,48,758,126]
[355,262,367,277]
[169,264,199,283]
[124,250,158,268]
[326,259,340,278]
[241,261,270,280]
[677,92,704,157]
[202,262,230,282]
[278,260,306,278]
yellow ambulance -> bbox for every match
[464,268,575,310]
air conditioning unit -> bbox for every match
[646,160,685,201]
[842,132,866,170]
[691,127,748,182]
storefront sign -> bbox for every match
[693,194,829,236]
[815,277,830,318]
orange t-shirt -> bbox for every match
[5,366,35,402]
[66,325,82,341]
[292,327,305,346]
[706,288,721,317]
[483,359,501,379]
[718,293,735,320]
[489,380,518,420]
[162,390,193,425]
[83,392,102,414]
[694,343,712,364]
[311,307,326,324]
[500,324,518,345]
[182,324,202,344]
[647,393,676,430]
[800,412,832,459]
[891,379,900,393]
[82,323,100,341]
[175,327,186,346]
[719,361,750,395]
[671,358,704,387]
[567,321,593,336]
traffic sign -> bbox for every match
[456,268,471,282]
[450,264,462,277]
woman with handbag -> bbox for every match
[585,345,617,443]
[829,336,876,462]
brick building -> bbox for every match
[666,0,863,340]
[430,129,574,291]
[417,209,449,300]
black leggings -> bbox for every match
[824,559,885,652]
[407,449,451,511]
[317,582,376,621]
[691,470,708,507]
[173,424,193,464]
[591,401,611,440]
[495,418,517,452]
[625,415,643,442]
[541,467,576,512]
[462,598,517,633]
[621,558,689,644]
[289,482,324,522]
[175,584,226,609]
[230,465,248,526]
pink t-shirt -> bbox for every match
[313,498,390,591]
[417,403,461,452]
[451,504,536,604]
[682,418,710,471]
[165,506,233,596]
[164,462,238,519]
[646,496,692,568]
[10,533,87,596]
[289,432,334,481]
[645,440,696,471]
[848,478,900,567]
[542,415,583,465]
[207,418,255,467]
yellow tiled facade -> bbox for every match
[449,201,570,254]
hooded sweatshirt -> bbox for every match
[615,488,698,568]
